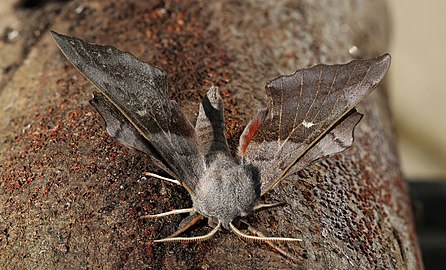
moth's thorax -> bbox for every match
[193,156,260,229]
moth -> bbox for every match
[51,31,390,243]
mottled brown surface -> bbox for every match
[0,0,422,269]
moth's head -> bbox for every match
[192,159,260,229]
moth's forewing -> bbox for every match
[51,31,204,193]
[90,92,176,177]
[240,54,391,194]
[268,109,363,191]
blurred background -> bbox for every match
[389,0,446,180]
[389,1,446,267]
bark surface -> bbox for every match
[0,0,423,269]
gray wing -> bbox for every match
[90,92,177,178]
[239,54,391,195]
[51,31,204,194]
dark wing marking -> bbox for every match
[51,31,204,194]
[239,54,391,195]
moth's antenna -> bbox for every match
[153,222,221,243]
[140,208,195,219]
[252,202,285,212]
[229,223,302,242]
[243,220,300,262]
[144,172,181,186]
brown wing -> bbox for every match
[51,31,204,194]
[239,54,391,195]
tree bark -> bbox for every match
[0,0,423,269]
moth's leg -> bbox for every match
[140,208,195,219]
[144,172,181,186]
[153,222,221,243]
[242,221,300,262]
[252,202,285,212]
[168,214,205,238]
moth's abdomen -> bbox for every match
[195,87,232,164]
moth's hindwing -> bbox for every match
[240,54,391,194]
[51,31,204,193]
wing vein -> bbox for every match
[311,67,339,124]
